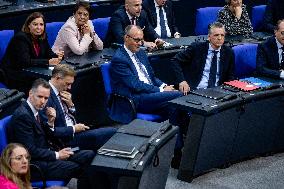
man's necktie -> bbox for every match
[59,96,76,125]
[159,6,167,38]
[131,17,136,25]
[133,54,153,85]
[281,46,284,69]
[208,50,218,88]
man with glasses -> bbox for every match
[257,19,284,79]
[110,25,182,123]
[172,22,235,93]
[7,78,95,187]
[105,0,164,50]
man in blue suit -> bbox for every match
[8,78,94,186]
[105,0,164,49]
[142,0,180,38]
[257,19,284,79]
[110,25,183,124]
[40,64,116,151]
[172,22,235,92]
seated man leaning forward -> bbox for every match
[7,78,94,187]
[110,25,183,123]
[257,19,284,79]
[52,1,103,57]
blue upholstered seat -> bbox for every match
[233,43,258,78]
[0,115,66,189]
[251,5,267,32]
[92,17,110,41]
[46,22,64,46]
[195,7,222,35]
[0,30,14,62]
[100,62,163,123]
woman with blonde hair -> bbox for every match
[0,143,32,189]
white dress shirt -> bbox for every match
[154,0,171,38]
[275,37,284,79]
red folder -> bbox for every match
[224,80,260,91]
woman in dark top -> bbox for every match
[1,12,63,93]
[217,0,253,36]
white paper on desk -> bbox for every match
[49,66,54,71]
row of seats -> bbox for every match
[195,5,267,35]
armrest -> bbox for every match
[107,93,137,121]
[30,163,47,189]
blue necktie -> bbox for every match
[208,50,218,88]
[159,6,167,38]
[133,54,152,85]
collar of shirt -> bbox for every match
[208,43,221,53]
[126,11,137,23]
[49,81,60,97]
[26,99,38,118]
[124,45,136,58]
[275,37,283,50]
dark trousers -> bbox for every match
[70,127,117,151]
[31,150,95,184]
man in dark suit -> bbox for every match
[257,19,284,79]
[263,0,284,33]
[105,0,164,49]
[7,78,94,187]
[172,22,235,92]
[40,64,116,151]
[110,25,182,123]
[142,0,180,38]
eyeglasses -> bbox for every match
[127,35,144,43]
[11,155,31,161]
[278,31,284,36]
[76,11,89,18]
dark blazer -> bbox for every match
[40,89,74,143]
[104,5,159,47]
[7,101,60,161]
[263,0,284,33]
[1,32,56,92]
[142,0,179,37]
[171,41,235,90]
[109,47,163,122]
[256,36,282,79]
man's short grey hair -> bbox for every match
[124,25,142,35]
[208,22,225,34]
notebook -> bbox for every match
[240,77,272,88]
[190,88,229,100]
[224,80,260,91]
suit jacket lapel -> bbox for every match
[23,102,44,134]
[50,89,67,127]
[271,38,280,67]
[121,48,140,77]
[219,47,225,81]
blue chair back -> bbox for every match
[233,43,258,78]
[0,30,14,63]
[92,17,111,41]
[101,62,112,95]
[0,115,12,153]
[46,22,64,47]
[251,5,267,32]
[195,7,222,35]
[100,62,163,122]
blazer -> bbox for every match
[109,47,163,122]
[0,175,19,189]
[104,5,159,47]
[7,101,61,162]
[52,16,103,57]
[142,0,179,37]
[256,36,282,79]
[171,41,235,90]
[40,88,74,143]
[263,0,284,33]
[0,32,56,91]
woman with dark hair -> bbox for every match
[52,1,103,57]
[217,0,253,36]
[0,143,32,189]
[1,12,62,93]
